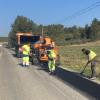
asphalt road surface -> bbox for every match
[0,46,96,100]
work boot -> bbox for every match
[50,71,56,75]
[90,77,96,80]
[22,64,25,67]
[49,71,52,75]
[25,65,29,67]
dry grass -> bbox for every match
[72,40,100,46]
[58,41,100,78]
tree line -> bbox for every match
[8,16,100,47]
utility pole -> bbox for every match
[42,26,43,37]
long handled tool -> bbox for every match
[80,63,88,74]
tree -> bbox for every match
[45,24,64,40]
[71,26,80,39]
[8,15,38,47]
[84,24,92,39]
[80,27,85,39]
[11,16,37,33]
[91,18,100,39]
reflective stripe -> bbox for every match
[22,54,29,57]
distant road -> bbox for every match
[0,46,90,100]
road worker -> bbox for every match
[81,48,97,79]
[51,41,55,48]
[22,42,30,67]
[47,48,56,74]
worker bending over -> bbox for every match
[81,48,97,79]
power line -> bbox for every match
[56,1,100,24]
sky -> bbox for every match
[0,0,100,37]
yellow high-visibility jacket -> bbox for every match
[22,45,30,55]
[48,50,56,59]
[89,50,96,61]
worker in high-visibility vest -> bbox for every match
[81,48,97,79]
[47,49,56,74]
[22,42,30,67]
